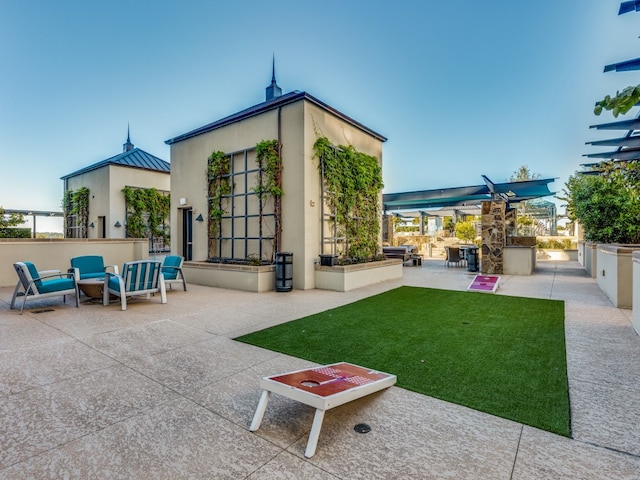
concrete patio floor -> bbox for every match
[1,258,639,479]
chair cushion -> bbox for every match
[38,278,75,294]
[162,256,182,280]
[71,256,105,276]
[23,262,42,289]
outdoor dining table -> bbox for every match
[250,362,396,458]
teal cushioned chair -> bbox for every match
[11,261,79,314]
[70,255,118,280]
[104,260,167,311]
[161,255,187,291]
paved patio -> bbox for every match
[1,258,639,479]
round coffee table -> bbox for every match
[77,278,105,300]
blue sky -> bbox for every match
[1,0,638,231]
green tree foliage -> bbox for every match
[455,221,477,243]
[594,85,640,118]
[0,206,24,228]
[561,161,640,244]
[510,165,540,182]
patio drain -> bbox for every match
[33,309,55,314]
[354,423,371,434]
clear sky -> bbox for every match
[1,0,638,232]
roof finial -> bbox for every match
[266,54,282,102]
[123,124,134,152]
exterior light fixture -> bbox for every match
[89,222,95,228]
[114,221,122,227]
[195,214,204,222]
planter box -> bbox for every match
[597,244,640,308]
[504,246,536,275]
[632,252,640,335]
[183,261,275,293]
[314,259,403,292]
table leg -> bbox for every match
[250,390,271,431]
[304,408,326,458]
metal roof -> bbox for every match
[165,91,387,145]
[382,177,556,212]
[61,148,170,180]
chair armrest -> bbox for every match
[105,265,119,275]
[39,269,61,276]
[68,267,80,281]
[35,271,74,281]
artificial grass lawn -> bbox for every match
[235,286,570,437]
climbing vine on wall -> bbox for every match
[254,139,282,253]
[63,187,90,238]
[207,151,231,250]
[122,186,170,243]
[314,136,383,261]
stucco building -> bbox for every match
[61,132,170,242]
[165,72,386,290]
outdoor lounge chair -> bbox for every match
[104,260,167,311]
[70,255,118,280]
[161,255,187,291]
[11,261,79,314]
[445,246,462,267]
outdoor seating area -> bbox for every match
[1,258,639,478]
[9,255,183,314]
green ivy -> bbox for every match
[595,85,640,118]
[207,150,231,241]
[314,136,383,261]
[254,139,282,253]
[63,187,89,237]
[122,186,170,242]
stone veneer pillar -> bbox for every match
[481,200,506,274]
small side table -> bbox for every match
[411,254,423,266]
[250,362,396,458]
[77,278,105,301]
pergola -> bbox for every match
[2,209,64,238]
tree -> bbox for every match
[510,165,540,182]
[0,206,24,228]
[561,161,640,244]
[455,221,477,243]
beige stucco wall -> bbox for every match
[0,239,149,287]
[64,165,169,239]
[169,97,384,291]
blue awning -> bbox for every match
[583,148,640,161]
[619,1,640,15]
[604,57,640,72]
[586,136,640,147]
[590,118,640,131]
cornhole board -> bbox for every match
[250,362,396,458]
[467,274,500,293]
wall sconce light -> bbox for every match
[195,214,204,222]
[114,221,122,228]
[89,222,95,228]
[179,197,187,205]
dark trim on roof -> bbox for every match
[165,91,387,145]
[586,136,640,147]
[61,148,170,180]
[583,148,640,161]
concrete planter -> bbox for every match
[314,259,403,292]
[183,261,275,293]
[584,242,598,278]
[597,244,640,308]
[503,246,536,275]
[632,252,640,335]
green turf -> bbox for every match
[235,286,570,436]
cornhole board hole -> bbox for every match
[250,362,396,458]
[467,274,500,293]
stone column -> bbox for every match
[481,200,506,274]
